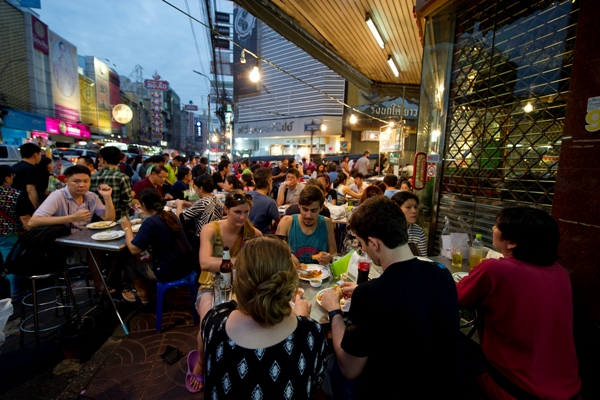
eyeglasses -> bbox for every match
[230,193,253,202]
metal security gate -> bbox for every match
[432,0,579,251]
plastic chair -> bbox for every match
[155,270,199,332]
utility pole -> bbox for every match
[207,94,211,164]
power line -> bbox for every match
[184,0,205,78]
[161,0,392,126]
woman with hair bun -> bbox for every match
[189,235,327,396]
[120,188,193,303]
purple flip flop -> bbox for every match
[186,350,204,393]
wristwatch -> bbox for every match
[328,309,343,320]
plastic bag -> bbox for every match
[0,298,14,346]
[440,216,471,260]
[325,203,347,220]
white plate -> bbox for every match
[91,230,125,241]
[315,288,351,312]
[131,224,142,233]
[86,221,117,230]
[452,272,469,283]
[130,218,142,225]
[298,264,330,282]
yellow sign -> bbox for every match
[79,74,97,128]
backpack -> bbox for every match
[4,225,71,277]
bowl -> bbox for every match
[309,279,322,288]
[296,288,305,297]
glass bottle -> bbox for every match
[469,234,484,271]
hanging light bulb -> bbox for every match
[524,102,534,113]
[240,49,246,64]
[349,114,357,124]
[321,123,327,131]
[249,59,260,82]
[211,134,218,143]
[389,121,395,128]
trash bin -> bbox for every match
[58,316,95,359]
[0,299,14,346]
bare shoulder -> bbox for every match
[276,215,293,234]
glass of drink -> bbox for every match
[452,247,463,269]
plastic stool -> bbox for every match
[19,269,81,359]
[155,270,199,332]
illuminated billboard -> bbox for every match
[48,31,80,122]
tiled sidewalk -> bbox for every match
[78,289,202,400]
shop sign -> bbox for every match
[31,15,48,54]
[361,130,379,141]
[184,104,198,111]
[356,97,419,120]
[144,79,169,91]
[2,109,46,131]
[216,25,230,36]
[237,121,295,135]
[585,96,600,132]
[45,117,91,138]
[216,12,230,24]
[304,123,320,131]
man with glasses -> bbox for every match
[248,168,280,234]
[276,168,305,206]
[29,165,116,293]
[132,165,173,201]
[276,185,336,265]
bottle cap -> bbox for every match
[476,234,482,238]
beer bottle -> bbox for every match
[220,246,233,287]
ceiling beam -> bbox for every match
[233,0,374,91]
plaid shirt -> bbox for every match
[90,166,133,219]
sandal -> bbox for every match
[186,350,204,393]
[122,289,149,305]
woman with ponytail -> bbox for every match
[188,235,327,396]
[120,188,193,303]
[332,173,361,204]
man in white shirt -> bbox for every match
[276,168,305,205]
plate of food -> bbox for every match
[452,272,468,283]
[131,224,142,233]
[298,263,330,281]
[316,286,351,312]
[91,230,125,241]
[86,221,117,230]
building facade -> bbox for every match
[234,12,346,160]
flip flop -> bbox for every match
[186,350,204,393]
[122,289,149,305]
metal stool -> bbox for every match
[19,269,81,359]
[155,271,199,332]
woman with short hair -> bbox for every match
[188,236,327,396]
[456,207,581,399]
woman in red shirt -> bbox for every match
[457,207,581,399]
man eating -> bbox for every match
[276,168,305,206]
[320,196,459,399]
[276,185,336,265]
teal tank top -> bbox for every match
[288,214,329,264]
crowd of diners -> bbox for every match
[0,145,581,399]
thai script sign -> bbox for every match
[144,79,170,91]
